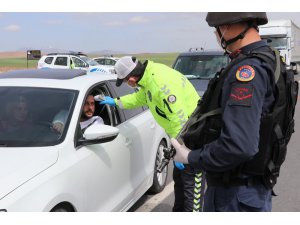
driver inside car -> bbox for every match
[0,95,32,132]
[52,93,104,134]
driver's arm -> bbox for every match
[52,110,68,133]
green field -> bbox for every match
[0,53,179,71]
[0,58,39,69]
[116,53,179,67]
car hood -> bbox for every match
[189,79,210,97]
[0,147,58,200]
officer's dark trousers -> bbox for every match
[204,184,272,212]
[172,165,205,212]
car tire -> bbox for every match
[148,139,168,194]
[51,207,68,212]
[50,204,74,212]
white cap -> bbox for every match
[114,56,138,87]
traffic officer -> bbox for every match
[70,58,75,69]
[171,12,275,211]
[100,56,204,212]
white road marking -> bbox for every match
[134,181,174,212]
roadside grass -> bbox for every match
[0,53,179,72]
[89,52,179,67]
[122,53,179,67]
[0,58,39,71]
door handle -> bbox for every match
[125,137,132,146]
[150,121,156,129]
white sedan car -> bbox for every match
[0,69,169,212]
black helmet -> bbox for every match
[206,12,268,27]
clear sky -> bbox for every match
[1,1,300,54]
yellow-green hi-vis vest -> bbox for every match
[115,61,200,138]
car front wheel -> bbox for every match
[50,203,74,212]
[148,140,168,194]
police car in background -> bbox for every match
[37,52,116,74]
[173,48,229,96]
[93,56,119,66]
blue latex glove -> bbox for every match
[174,161,185,170]
[100,96,116,106]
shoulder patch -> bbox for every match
[228,83,253,107]
[167,95,176,103]
[236,65,255,82]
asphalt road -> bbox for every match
[131,76,300,212]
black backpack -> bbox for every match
[243,49,298,188]
[178,48,298,188]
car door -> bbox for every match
[71,57,88,70]
[107,81,159,198]
[53,56,69,69]
[76,128,135,211]
[74,83,145,211]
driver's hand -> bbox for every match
[52,122,64,134]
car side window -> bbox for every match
[44,57,54,65]
[109,80,144,120]
[72,57,86,67]
[54,57,68,66]
[93,86,120,127]
[97,59,105,65]
[109,59,117,66]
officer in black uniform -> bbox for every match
[171,12,276,211]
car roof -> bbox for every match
[178,51,226,57]
[46,52,88,57]
[93,56,119,59]
[0,69,118,91]
[0,69,87,80]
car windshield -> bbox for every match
[80,56,99,66]
[0,87,78,147]
[263,37,287,50]
[173,55,228,79]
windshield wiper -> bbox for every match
[185,74,212,80]
[185,74,198,79]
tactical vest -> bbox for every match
[178,48,298,188]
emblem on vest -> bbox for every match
[168,95,176,103]
[236,65,255,82]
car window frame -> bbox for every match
[44,56,54,65]
[72,56,87,68]
[54,56,68,66]
[74,81,122,148]
[106,80,145,122]
[0,86,79,147]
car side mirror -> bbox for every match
[78,124,119,145]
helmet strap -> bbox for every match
[216,27,228,50]
[225,25,251,46]
[217,23,252,53]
